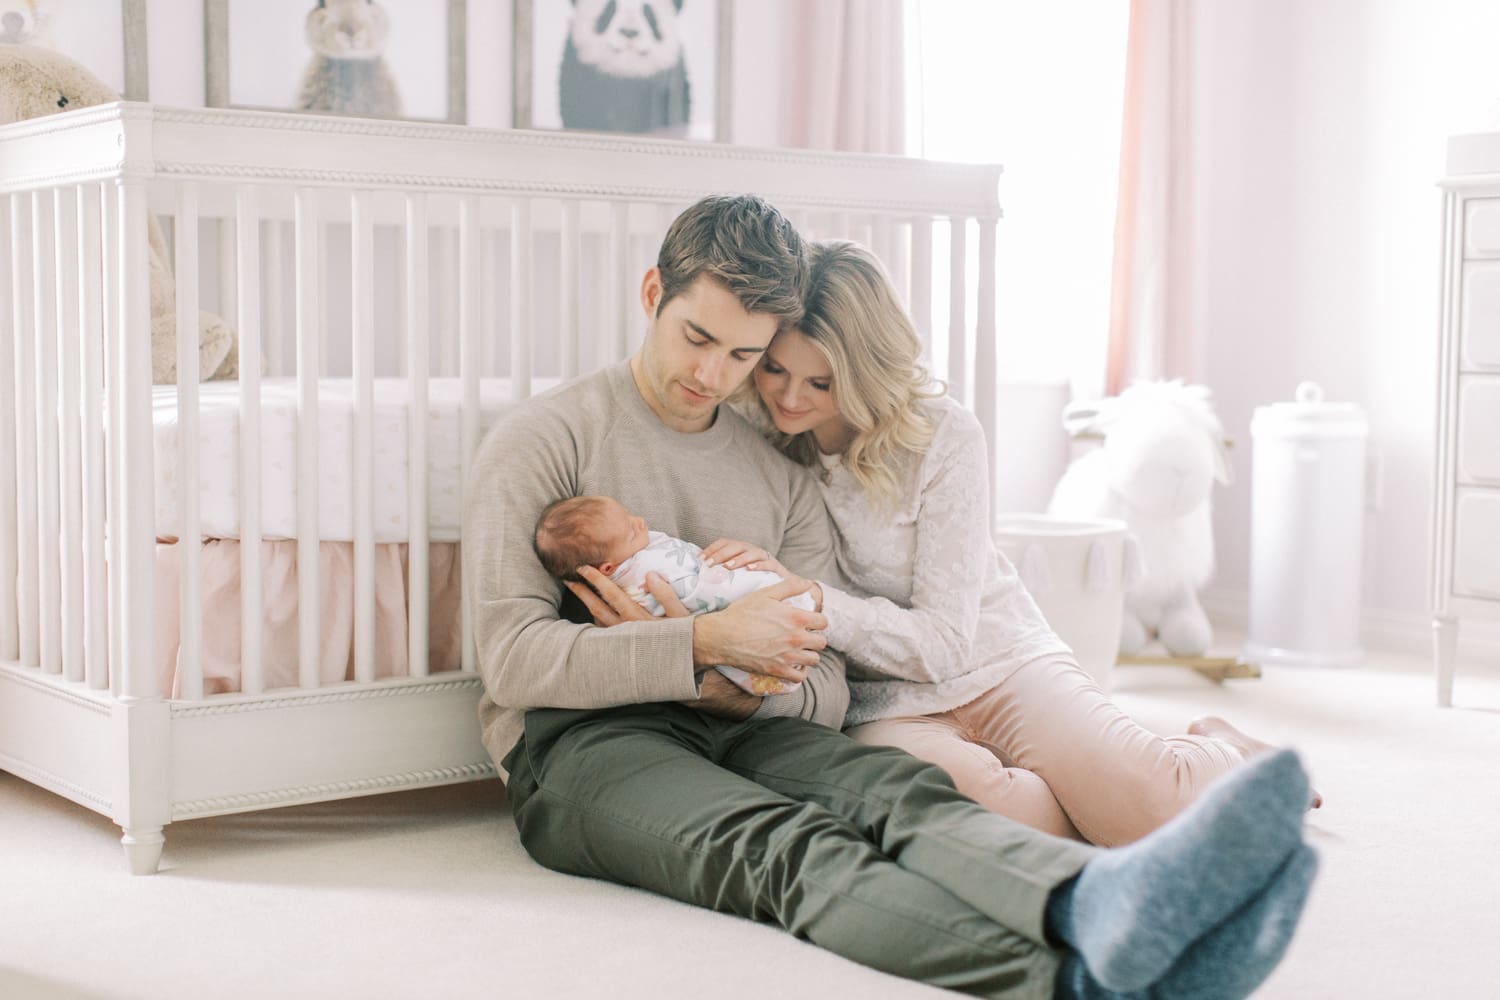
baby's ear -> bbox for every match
[597,561,617,577]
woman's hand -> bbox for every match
[566,566,689,627]
[701,538,789,576]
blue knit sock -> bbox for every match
[1046,748,1311,993]
[1052,844,1318,1000]
[1152,843,1319,1000]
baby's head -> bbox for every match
[535,495,649,582]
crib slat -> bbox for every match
[459,196,481,675]
[559,200,579,380]
[974,218,999,489]
[236,185,264,694]
[55,188,84,684]
[175,184,204,701]
[263,220,284,376]
[33,191,61,675]
[79,185,106,690]
[318,234,331,376]
[509,198,532,401]
[791,208,812,240]
[0,197,18,662]
[436,227,458,376]
[910,217,934,373]
[102,186,121,693]
[479,229,495,378]
[609,202,629,362]
[118,180,156,700]
[853,215,874,251]
[295,188,322,689]
[948,217,969,405]
[405,193,429,678]
[876,215,894,296]
[351,190,376,685]
[12,195,38,669]
[217,219,236,348]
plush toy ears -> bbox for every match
[1061,398,1114,438]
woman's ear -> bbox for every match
[639,267,664,318]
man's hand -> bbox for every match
[679,668,760,720]
[566,566,689,625]
[693,578,828,682]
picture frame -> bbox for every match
[0,0,148,99]
[513,0,732,142]
[204,0,468,124]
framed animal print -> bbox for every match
[204,0,467,123]
[514,0,732,142]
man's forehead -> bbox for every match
[679,277,777,347]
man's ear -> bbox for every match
[640,267,664,318]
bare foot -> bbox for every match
[1189,716,1323,809]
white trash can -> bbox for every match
[1245,382,1368,668]
[994,515,1131,689]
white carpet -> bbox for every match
[2,641,1497,1000]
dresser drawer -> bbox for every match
[1457,376,1500,484]
[1461,261,1500,369]
[1453,489,1500,599]
[1466,199,1500,257]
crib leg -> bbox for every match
[122,826,165,875]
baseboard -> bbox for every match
[1200,588,1500,663]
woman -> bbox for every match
[710,240,1314,845]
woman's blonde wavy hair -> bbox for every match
[746,240,943,506]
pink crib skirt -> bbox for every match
[154,540,464,698]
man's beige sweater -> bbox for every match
[463,362,849,779]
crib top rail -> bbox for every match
[0,102,1002,220]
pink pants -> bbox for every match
[844,655,1246,846]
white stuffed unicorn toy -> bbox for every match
[1047,380,1231,657]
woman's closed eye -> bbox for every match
[761,359,830,392]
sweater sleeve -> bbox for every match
[464,410,702,714]
[820,409,992,684]
[748,462,850,729]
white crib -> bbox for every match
[0,103,1003,874]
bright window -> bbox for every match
[905,0,1130,396]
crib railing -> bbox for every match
[2,103,1003,707]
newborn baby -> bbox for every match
[534,495,814,696]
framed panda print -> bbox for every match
[514,0,732,142]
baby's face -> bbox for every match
[595,498,650,567]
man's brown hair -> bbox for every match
[656,195,808,330]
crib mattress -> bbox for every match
[153,376,556,542]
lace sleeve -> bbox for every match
[821,409,991,683]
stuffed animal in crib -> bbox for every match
[1047,380,1231,658]
[296,0,404,119]
[0,43,237,383]
[559,0,692,136]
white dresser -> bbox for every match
[1434,133,1500,706]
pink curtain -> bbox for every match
[781,0,905,154]
[1105,0,1195,395]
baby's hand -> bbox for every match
[701,538,788,576]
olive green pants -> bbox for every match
[504,704,1096,999]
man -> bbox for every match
[463,195,1317,999]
